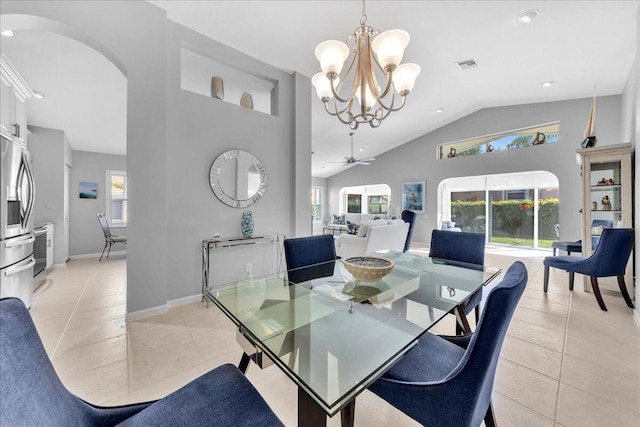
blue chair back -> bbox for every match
[284,234,337,283]
[581,228,633,277]
[368,262,527,426]
[446,262,527,424]
[401,210,417,252]
[429,229,485,266]
[0,298,144,426]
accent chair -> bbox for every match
[0,297,283,427]
[368,261,528,427]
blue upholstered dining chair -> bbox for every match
[284,234,338,283]
[368,261,527,427]
[401,210,417,252]
[0,298,283,427]
[429,229,485,334]
[543,228,634,311]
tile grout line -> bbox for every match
[552,283,573,424]
[50,276,91,358]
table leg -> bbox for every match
[298,388,327,427]
[454,305,472,334]
[238,352,251,374]
[340,399,356,427]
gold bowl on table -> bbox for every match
[342,256,394,282]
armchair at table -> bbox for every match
[284,234,338,283]
[0,298,283,427]
[429,229,485,334]
[368,261,527,427]
[543,228,634,311]
[96,213,127,261]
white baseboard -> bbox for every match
[69,250,127,260]
[125,294,203,321]
[126,304,168,322]
[634,310,640,328]
[168,294,203,308]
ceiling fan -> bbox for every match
[332,132,376,166]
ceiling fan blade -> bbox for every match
[359,157,376,162]
[355,161,371,165]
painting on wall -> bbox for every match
[79,182,98,199]
[402,181,425,213]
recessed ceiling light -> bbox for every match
[359,148,364,152]
[33,91,45,99]
[1,30,16,37]
[541,81,553,88]
[518,10,540,23]
[435,107,443,113]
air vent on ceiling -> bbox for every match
[457,59,478,70]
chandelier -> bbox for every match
[312,0,420,129]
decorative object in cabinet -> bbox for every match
[0,53,33,145]
[576,143,633,301]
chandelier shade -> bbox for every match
[312,1,420,129]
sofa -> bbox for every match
[338,219,410,259]
[329,213,390,232]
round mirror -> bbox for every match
[209,150,267,208]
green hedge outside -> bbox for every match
[451,198,559,240]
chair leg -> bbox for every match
[617,276,635,309]
[107,242,113,259]
[590,277,608,311]
[484,400,497,427]
[543,265,549,293]
[553,247,557,256]
[569,272,574,291]
[99,241,108,262]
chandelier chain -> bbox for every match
[360,0,367,25]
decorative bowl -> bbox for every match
[342,256,394,282]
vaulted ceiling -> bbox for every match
[1,1,638,177]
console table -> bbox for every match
[202,234,284,306]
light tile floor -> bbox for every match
[29,250,640,426]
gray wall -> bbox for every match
[165,22,305,301]
[28,125,70,264]
[621,4,639,322]
[3,1,310,312]
[69,150,127,256]
[326,95,623,245]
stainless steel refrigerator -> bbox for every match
[1,135,35,308]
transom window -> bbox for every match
[438,122,559,159]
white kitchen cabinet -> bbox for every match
[0,53,33,145]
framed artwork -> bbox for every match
[79,182,98,199]
[402,181,425,213]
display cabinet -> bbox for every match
[577,143,633,296]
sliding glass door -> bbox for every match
[441,172,559,249]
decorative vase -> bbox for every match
[241,210,254,238]
[240,91,254,109]
[211,76,224,100]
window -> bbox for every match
[367,195,389,214]
[438,122,559,159]
[346,194,362,213]
[339,184,392,215]
[311,186,323,222]
[107,170,127,226]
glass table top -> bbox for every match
[205,251,500,416]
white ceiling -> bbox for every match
[0,1,637,177]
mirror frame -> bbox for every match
[209,149,267,208]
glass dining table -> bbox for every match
[203,251,501,427]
